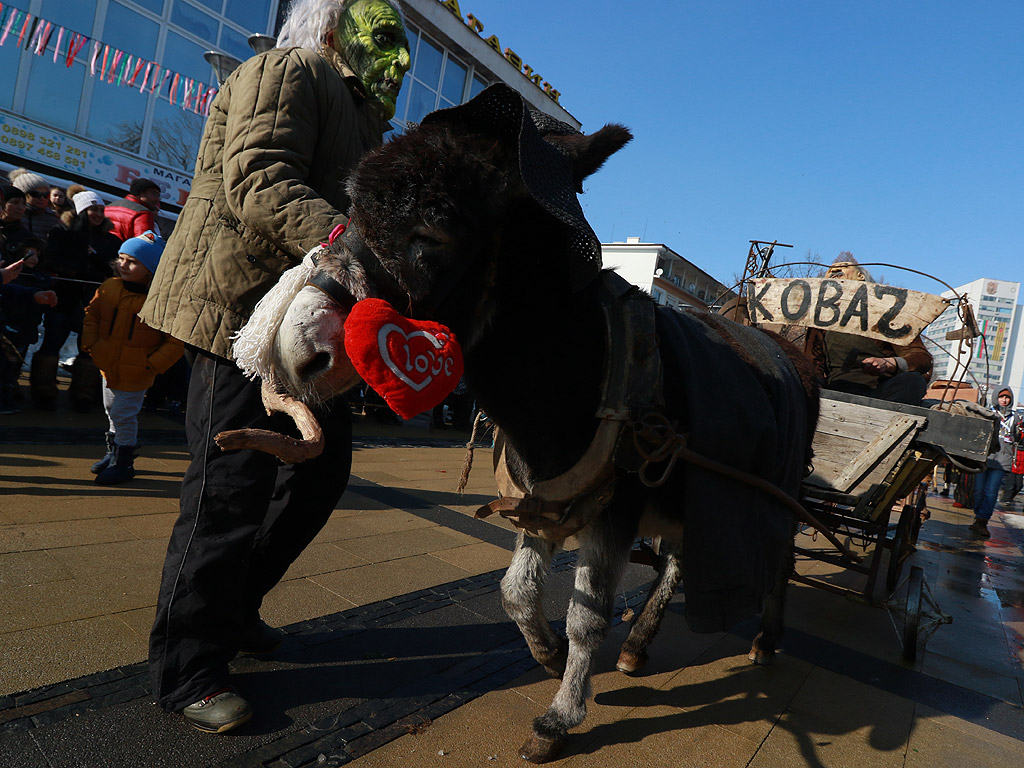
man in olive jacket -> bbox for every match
[139,0,410,733]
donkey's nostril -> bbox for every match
[299,352,332,382]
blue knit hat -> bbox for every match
[119,230,165,275]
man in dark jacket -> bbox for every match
[104,178,160,241]
[139,0,410,734]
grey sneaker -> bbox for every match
[237,619,285,655]
[182,689,252,733]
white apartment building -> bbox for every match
[925,278,1023,403]
[601,238,735,311]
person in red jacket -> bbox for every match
[105,178,162,241]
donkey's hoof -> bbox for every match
[615,649,648,674]
[748,646,775,666]
[520,733,565,763]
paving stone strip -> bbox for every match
[0,553,656,768]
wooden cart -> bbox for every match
[796,389,993,660]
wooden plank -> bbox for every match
[829,415,924,493]
[820,390,993,462]
[806,412,923,498]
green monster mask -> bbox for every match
[331,0,411,120]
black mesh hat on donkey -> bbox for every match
[420,83,602,292]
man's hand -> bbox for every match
[1,258,24,285]
[861,356,898,376]
[33,290,58,307]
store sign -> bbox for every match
[438,0,561,103]
[0,109,191,207]
[747,277,949,343]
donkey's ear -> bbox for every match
[546,124,632,191]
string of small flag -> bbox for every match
[0,3,218,117]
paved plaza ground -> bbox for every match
[1,383,1023,767]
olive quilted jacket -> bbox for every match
[138,46,388,359]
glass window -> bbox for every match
[413,36,442,87]
[171,1,218,43]
[393,76,411,123]
[23,60,86,133]
[440,55,466,105]
[148,99,204,170]
[469,74,487,99]
[129,0,167,13]
[40,0,95,30]
[86,3,160,153]
[0,42,23,111]
[163,30,214,83]
[105,2,160,58]
[406,80,437,125]
[191,0,221,10]
[89,76,148,154]
[219,25,252,62]
[225,0,272,31]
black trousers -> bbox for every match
[827,371,929,406]
[149,348,352,711]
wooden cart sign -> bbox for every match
[747,278,949,343]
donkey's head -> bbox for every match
[225,85,630,459]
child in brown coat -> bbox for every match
[81,231,184,484]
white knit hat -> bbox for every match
[9,169,48,193]
[73,190,105,214]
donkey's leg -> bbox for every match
[616,537,683,674]
[520,514,634,763]
[749,532,795,665]
[500,532,567,678]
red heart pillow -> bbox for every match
[344,299,464,420]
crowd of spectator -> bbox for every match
[0,167,175,417]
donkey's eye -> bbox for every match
[408,230,448,259]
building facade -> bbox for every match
[925,277,1023,402]
[601,237,735,311]
[0,0,578,216]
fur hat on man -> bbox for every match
[73,191,105,215]
[119,230,165,275]
[129,178,160,197]
[8,168,48,194]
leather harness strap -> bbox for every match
[475,272,662,539]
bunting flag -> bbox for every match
[52,25,63,63]
[0,4,218,116]
[66,33,86,67]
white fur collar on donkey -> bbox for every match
[231,246,320,381]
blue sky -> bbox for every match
[454,0,1022,295]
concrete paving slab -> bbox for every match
[311,555,476,606]
[906,713,1024,768]
[0,615,143,694]
[317,507,440,541]
[0,549,72,587]
[430,541,514,574]
[749,708,909,768]
[279,540,372,581]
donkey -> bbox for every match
[231,84,819,762]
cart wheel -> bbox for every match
[902,566,924,662]
[886,505,914,592]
